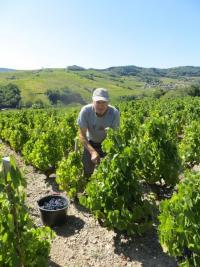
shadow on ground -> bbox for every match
[44,174,63,193]
[113,230,178,267]
[72,197,91,213]
[48,260,62,267]
[52,215,85,238]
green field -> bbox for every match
[0,66,200,106]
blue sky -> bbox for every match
[0,0,200,70]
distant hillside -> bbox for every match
[0,68,16,73]
[94,65,200,78]
[0,65,200,107]
[1,65,200,76]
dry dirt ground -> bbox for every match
[1,144,179,267]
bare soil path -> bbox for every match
[1,144,178,267]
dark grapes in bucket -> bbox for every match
[42,197,67,210]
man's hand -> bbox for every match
[91,150,100,165]
[79,128,100,165]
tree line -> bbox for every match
[0,84,21,109]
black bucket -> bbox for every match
[37,195,69,227]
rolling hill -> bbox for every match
[0,68,16,73]
[0,65,200,107]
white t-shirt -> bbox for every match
[77,104,120,143]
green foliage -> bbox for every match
[0,108,78,172]
[67,65,85,71]
[137,116,181,185]
[23,130,64,171]
[187,84,200,97]
[45,88,85,105]
[21,114,73,172]
[56,146,86,198]
[31,99,46,109]
[0,157,54,267]
[0,83,21,108]
[1,122,29,152]
[80,132,153,235]
[161,84,200,99]
[45,89,61,104]
[158,171,200,267]
[21,227,53,267]
[0,143,2,157]
[179,120,200,166]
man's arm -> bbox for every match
[111,108,120,129]
[79,128,100,164]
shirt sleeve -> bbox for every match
[111,109,120,129]
[77,107,88,128]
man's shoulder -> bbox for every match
[108,105,119,115]
[80,103,94,113]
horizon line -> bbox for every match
[1,64,200,72]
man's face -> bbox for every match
[93,100,108,116]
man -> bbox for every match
[77,88,120,177]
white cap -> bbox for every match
[92,88,109,102]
